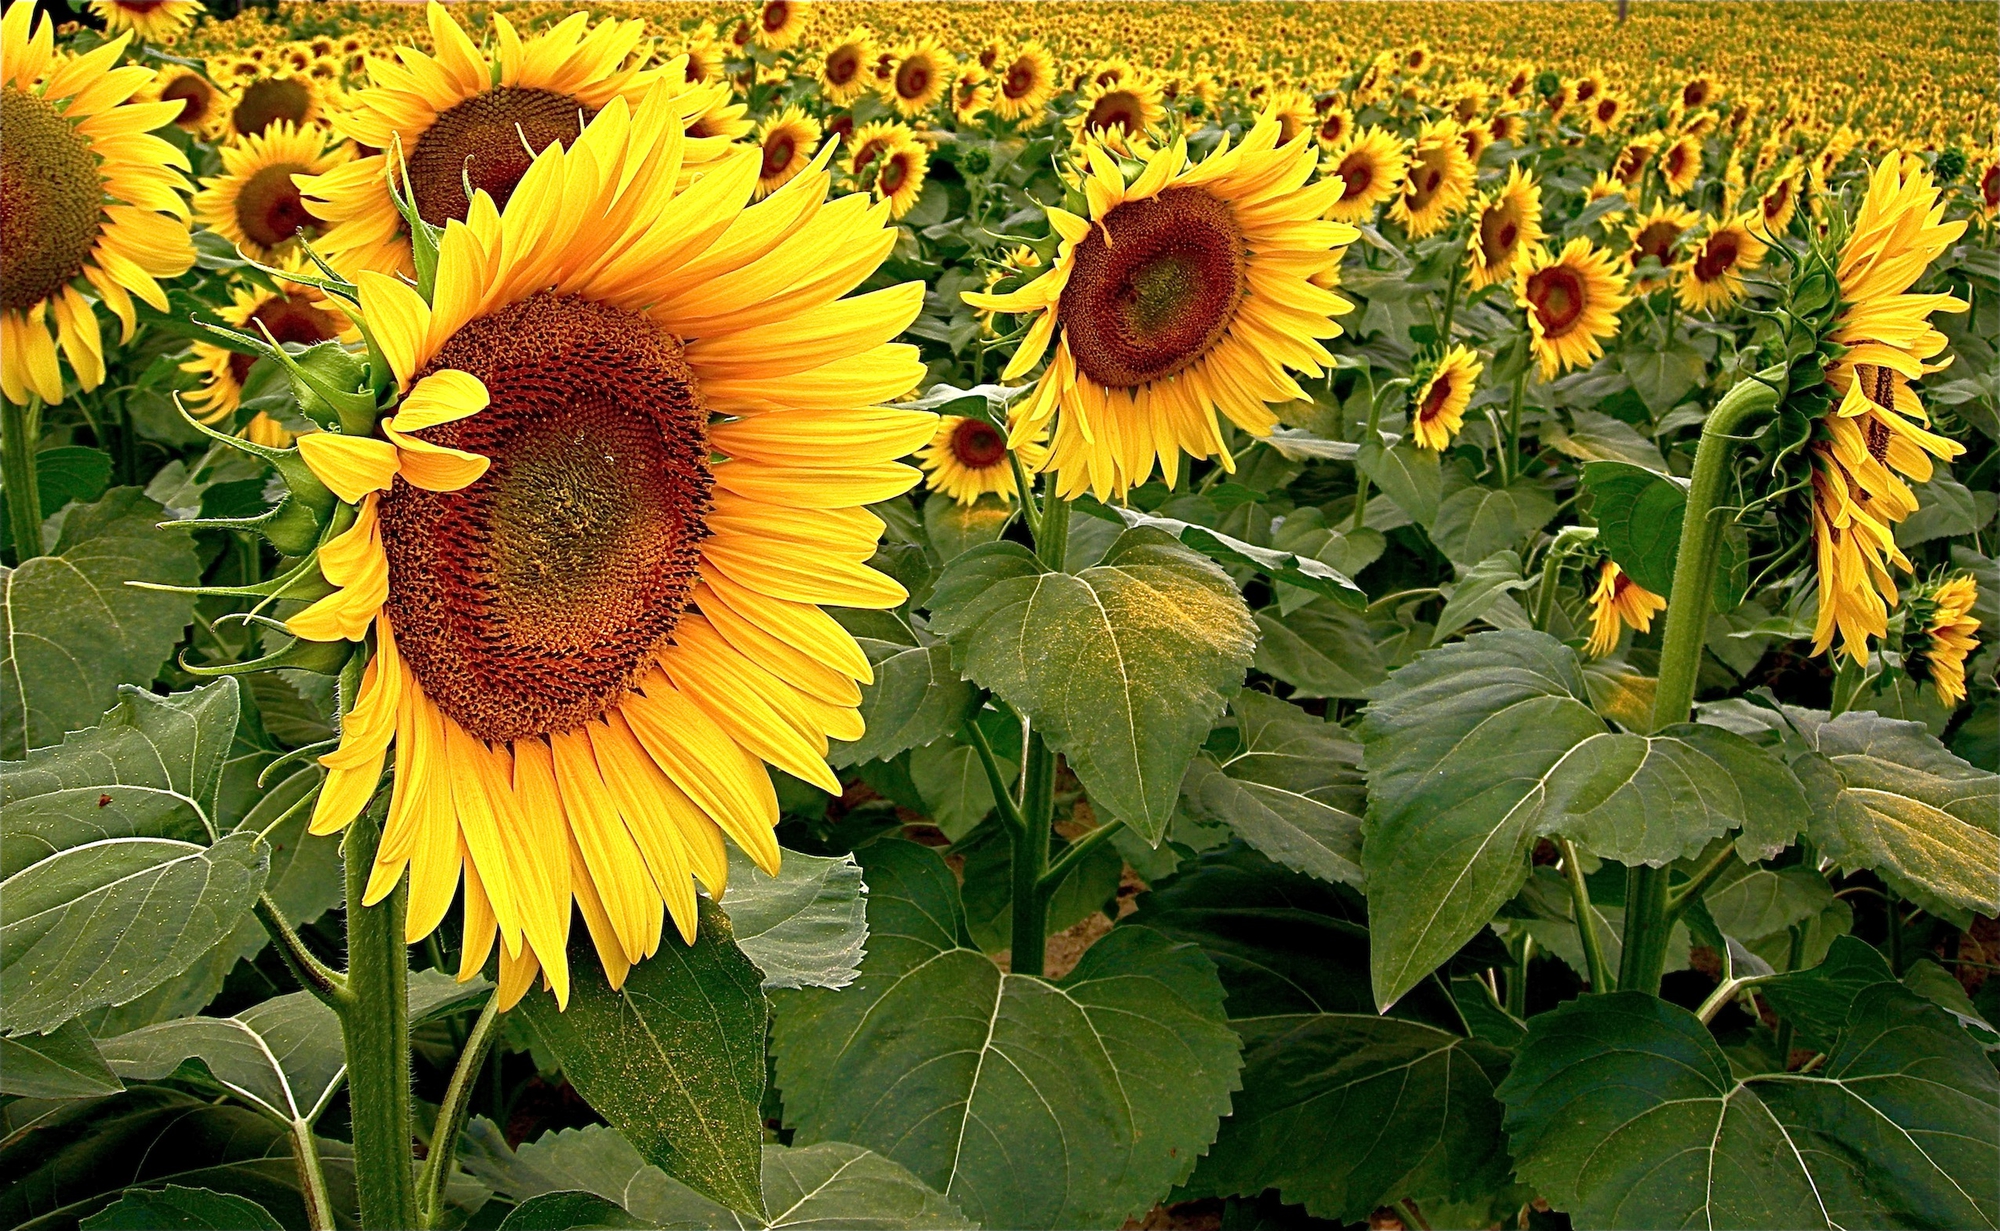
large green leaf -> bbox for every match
[3,680,240,879]
[1077,500,1366,608]
[0,1020,123,1099]
[79,1186,283,1231]
[1757,934,1897,1051]
[0,488,200,758]
[829,612,979,769]
[1581,460,1685,596]
[1544,410,1667,470]
[499,1192,647,1230]
[924,493,1013,563]
[1498,987,1999,1230]
[772,840,1241,1229]
[1186,1014,1513,1223]
[1356,433,1441,528]
[1,830,269,1034]
[1178,692,1366,887]
[1251,600,1386,700]
[1431,550,1532,645]
[518,899,768,1218]
[907,739,1009,840]
[927,528,1257,842]
[719,844,867,991]
[1431,476,1555,566]
[1622,345,1705,416]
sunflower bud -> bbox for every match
[1933,146,1967,183]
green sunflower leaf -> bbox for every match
[1075,500,1367,607]
[1581,460,1686,596]
[0,1019,124,1100]
[829,612,979,769]
[79,1185,284,1231]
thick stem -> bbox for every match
[1504,366,1527,487]
[962,719,1025,834]
[290,1118,337,1231]
[1009,740,1054,977]
[1618,864,1674,995]
[1532,549,1564,633]
[340,804,418,1231]
[1561,839,1614,992]
[255,893,349,1011]
[3,395,45,563]
[1036,492,1070,570]
[417,993,502,1229]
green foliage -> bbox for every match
[81,1185,284,1231]
[1177,691,1366,886]
[0,1020,124,1100]
[1582,460,1687,595]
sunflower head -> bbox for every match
[817,26,876,104]
[1585,559,1665,659]
[1390,118,1474,238]
[1625,202,1699,290]
[1676,215,1768,313]
[919,414,1047,504]
[1322,126,1409,223]
[1515,238,1633,381]
[88,0,202,42]
[873,136,930,220]
[1467,163,1543,290]
[226,68,322,139]
[755,106,821,198]
[993,40,1055,121]
[755,0,810,51]
[1068,73,1168,150]
[1901,573,1982,707]
[883,36,953,117]
[142,62,225,136]
[1660,133,1704,195]
[1407,344,1483,452]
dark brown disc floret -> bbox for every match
[406,87,590,226]
[1,88,103,312]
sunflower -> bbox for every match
[1321,126,1408,224]
[1979,155,2000,221]
[872,136,929,220]
[992,40,1055,122]
[1907,575,1981,706]
[1588,92,1627,134]
[1612,132,1663,192]
[1068,74,1167,150]
[1625,202,1699,290]
[181,260,356,427]
[1756,167,1802,235]
[1,3,194,407]
[1676,215,1767,313]
[1681,75,1717,111]
[754,0,810,52]
[1266,85,1317,146]
[755,106,820,198]
[1584,559,1665,658]
[1585,172,1628,224]
[1390,119,1474,238]
[844,119,913,182]
[1570,73,1606,109]
[289,86,932,1008]
[817,26,875,106]
[883,36,953,118]
[87,0,201,42]
[297,2,721,278]
[1659,133,1703,196]
[1467,163,1543,290]
[192,121,346,262]
[963,120,1356,500]
[684,95,755,143]
[141,62,225,138]
[951,66,992,126]
[225,68,323,139]
[1408,345,1482,451]
[1516,239,1632,380]
[1315,106,1352,149]
[1487,112,1524,145]
[919,414,1048,504]
[679,33,724,88]
[1809,158,1967,664]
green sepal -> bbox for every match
[255,333,380,436]
[386,138,444,300]
[180,493,325,557]
[173,394,338,522]
[128,550,333,602]
[183,629,355,678]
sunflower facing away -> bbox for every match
[1676,214,1767,313]
[2,2,195,407]
[288,84,933,1008]
[1584,559,1665,659]
[1390,118,1474,238]
[1323,125,1409,224]
[1906,574,1981,706]
[919,414,1049,504]
[298,2,722,278]
[1809,158,1967,665]
[1516,238,1632,380]
[1466,163,1543,290]
[1408,344,1482,451]
[963,117,1356,500]
[193,120,347,262]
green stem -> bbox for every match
[1039,819,1126,896]
[417,993,502,1229]
[1504,366,1527,486]
[255,893,349,1011]
[1352,388,1385,531]
[1010,731,1054,977]
[1561,839,1614,993]
[1507,933,1533,1017]
[1666,844,1738,919]
[961,718,1025,835]
[1618,864,1674,995]
[3,395,45,563]
[1436,247,1463,346]
[1532,548,1564,633]
[1036,491,1070,570]
[339,803,418,1231]
[290,1118,337,1231]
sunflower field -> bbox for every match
[2,0,1998,1227]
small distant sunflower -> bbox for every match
[755,106,820,198]
[1390,119,1474,238]
[1585,172,1628,224]
[919,415,1048,504]
[1676,215,1767,313]
[141,62,225,137]
[1659,133,1703,195]
[1588,92,1627,134]
[298,1,721,278]
[1906,575,1981,707]
[290,87,932,1008]
[1680,75,1716,111]
[872,136,929,220]
[883,36,953,118]
[181,260,355,426]
[1585,560,1665,659]
[1467,164,1543,291]
[1266,85,1317,146]
[1487,112,1524,145]
[1408,345,1482,451]
[2,3,195,407]
[754,0,810,51]
[817,26,875,105]
[963,120,1357,499]
[992,41,1055,122]
[1315,107,1352,149]
[1068,73,1167,150]
[952,66,992,126]
[1756,168,1801,235]
[1570,73,1606,109]
[1613,132,1663,191]
[1516,239,1632,380]
[87,0,201,42]
[225,68,323,139]
[193,121,347,262]
[844,118,913,181]
[1625,202,1699,290]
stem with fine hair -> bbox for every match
[1622,367,1785,996]
[3,395,45,563]
[339,799,419,1230]
[254,893,348,1011]
[417,993,502,1229]
[290,1118,337,1231]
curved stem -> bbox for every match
[3,395,45,564]
[340,802,418,1230]
[417,993,502,1229]
[255,893,349,1011]
[961,718,1025,836]
[1561,839,1614,993]
[1039,819,1126,896]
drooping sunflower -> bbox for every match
[289,86,932,1009]
[1322,125,1408,223]
[919,415,1048,504]
[1466,163,1543,291]
[1390,119,1475,239]
[992,40,1055,122]
[816,26,875,106]
[872,135,929,220]
[1067,74,1167,151]
[753,0,810,52]
[1516,239,1632,380]
[963,120,1356,500]
[181,259,356,428]
[1906,575,1981,706]
[1809,158,1967,665]
[1625,202,1699,290]
[298,2,721,278]
[1584,559,1665,659]
[225,68,323,139]
[87,0,202,42]
[1659,133,1703,196]
[192,121,347,262]
[2,3,194,407]
[140,63,225,137]
[882,36,953,118]
[1408,345,1482,452]
[754,106,820,198]
[1676,215,1767,313]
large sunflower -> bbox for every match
[2,2,195,407]
[1466,163,1543,291]
[963,119,1356,500]
[289,85,932,1008]
[1390,118,1474,238]
[919,415,1049,504]
[297,1,722,278]
[1515,238,1631,380]
[1322,125,1409,224]
[192,121,347,262]
[882,36,953,118]
[1809,158,1967,664]
[1676,214,1767,313]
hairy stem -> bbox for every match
[255,893,349,1011]
[290,1118,337,1231]
[417,993,502,1229]
[340,803,418,1230]
[1039,819,1126,896]
[3,395,44,564]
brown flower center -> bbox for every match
[231,76,312,136]
[950,418,1007,469]
[1526,264,1587,337]
[895,57,932,102]
[826,46,860,86]
[0,88,102,312]
[1692,232,1740,282]
[1404,145,1452,211]
[761,131,797,181]
[1479,203,1521,267]
[236,161,319,250]
[1632,220,1682,269]
[1004,60,1036,99]
[1085,89,1144,135]
[1417,373,1455,424]
[379,293,712,742]
[1337,152,1375,200]
[407,87,589,227]
[1060,186,1248,389]
[161,72,216,127]
[228,293,342,386]
[1864,414,1893,464]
